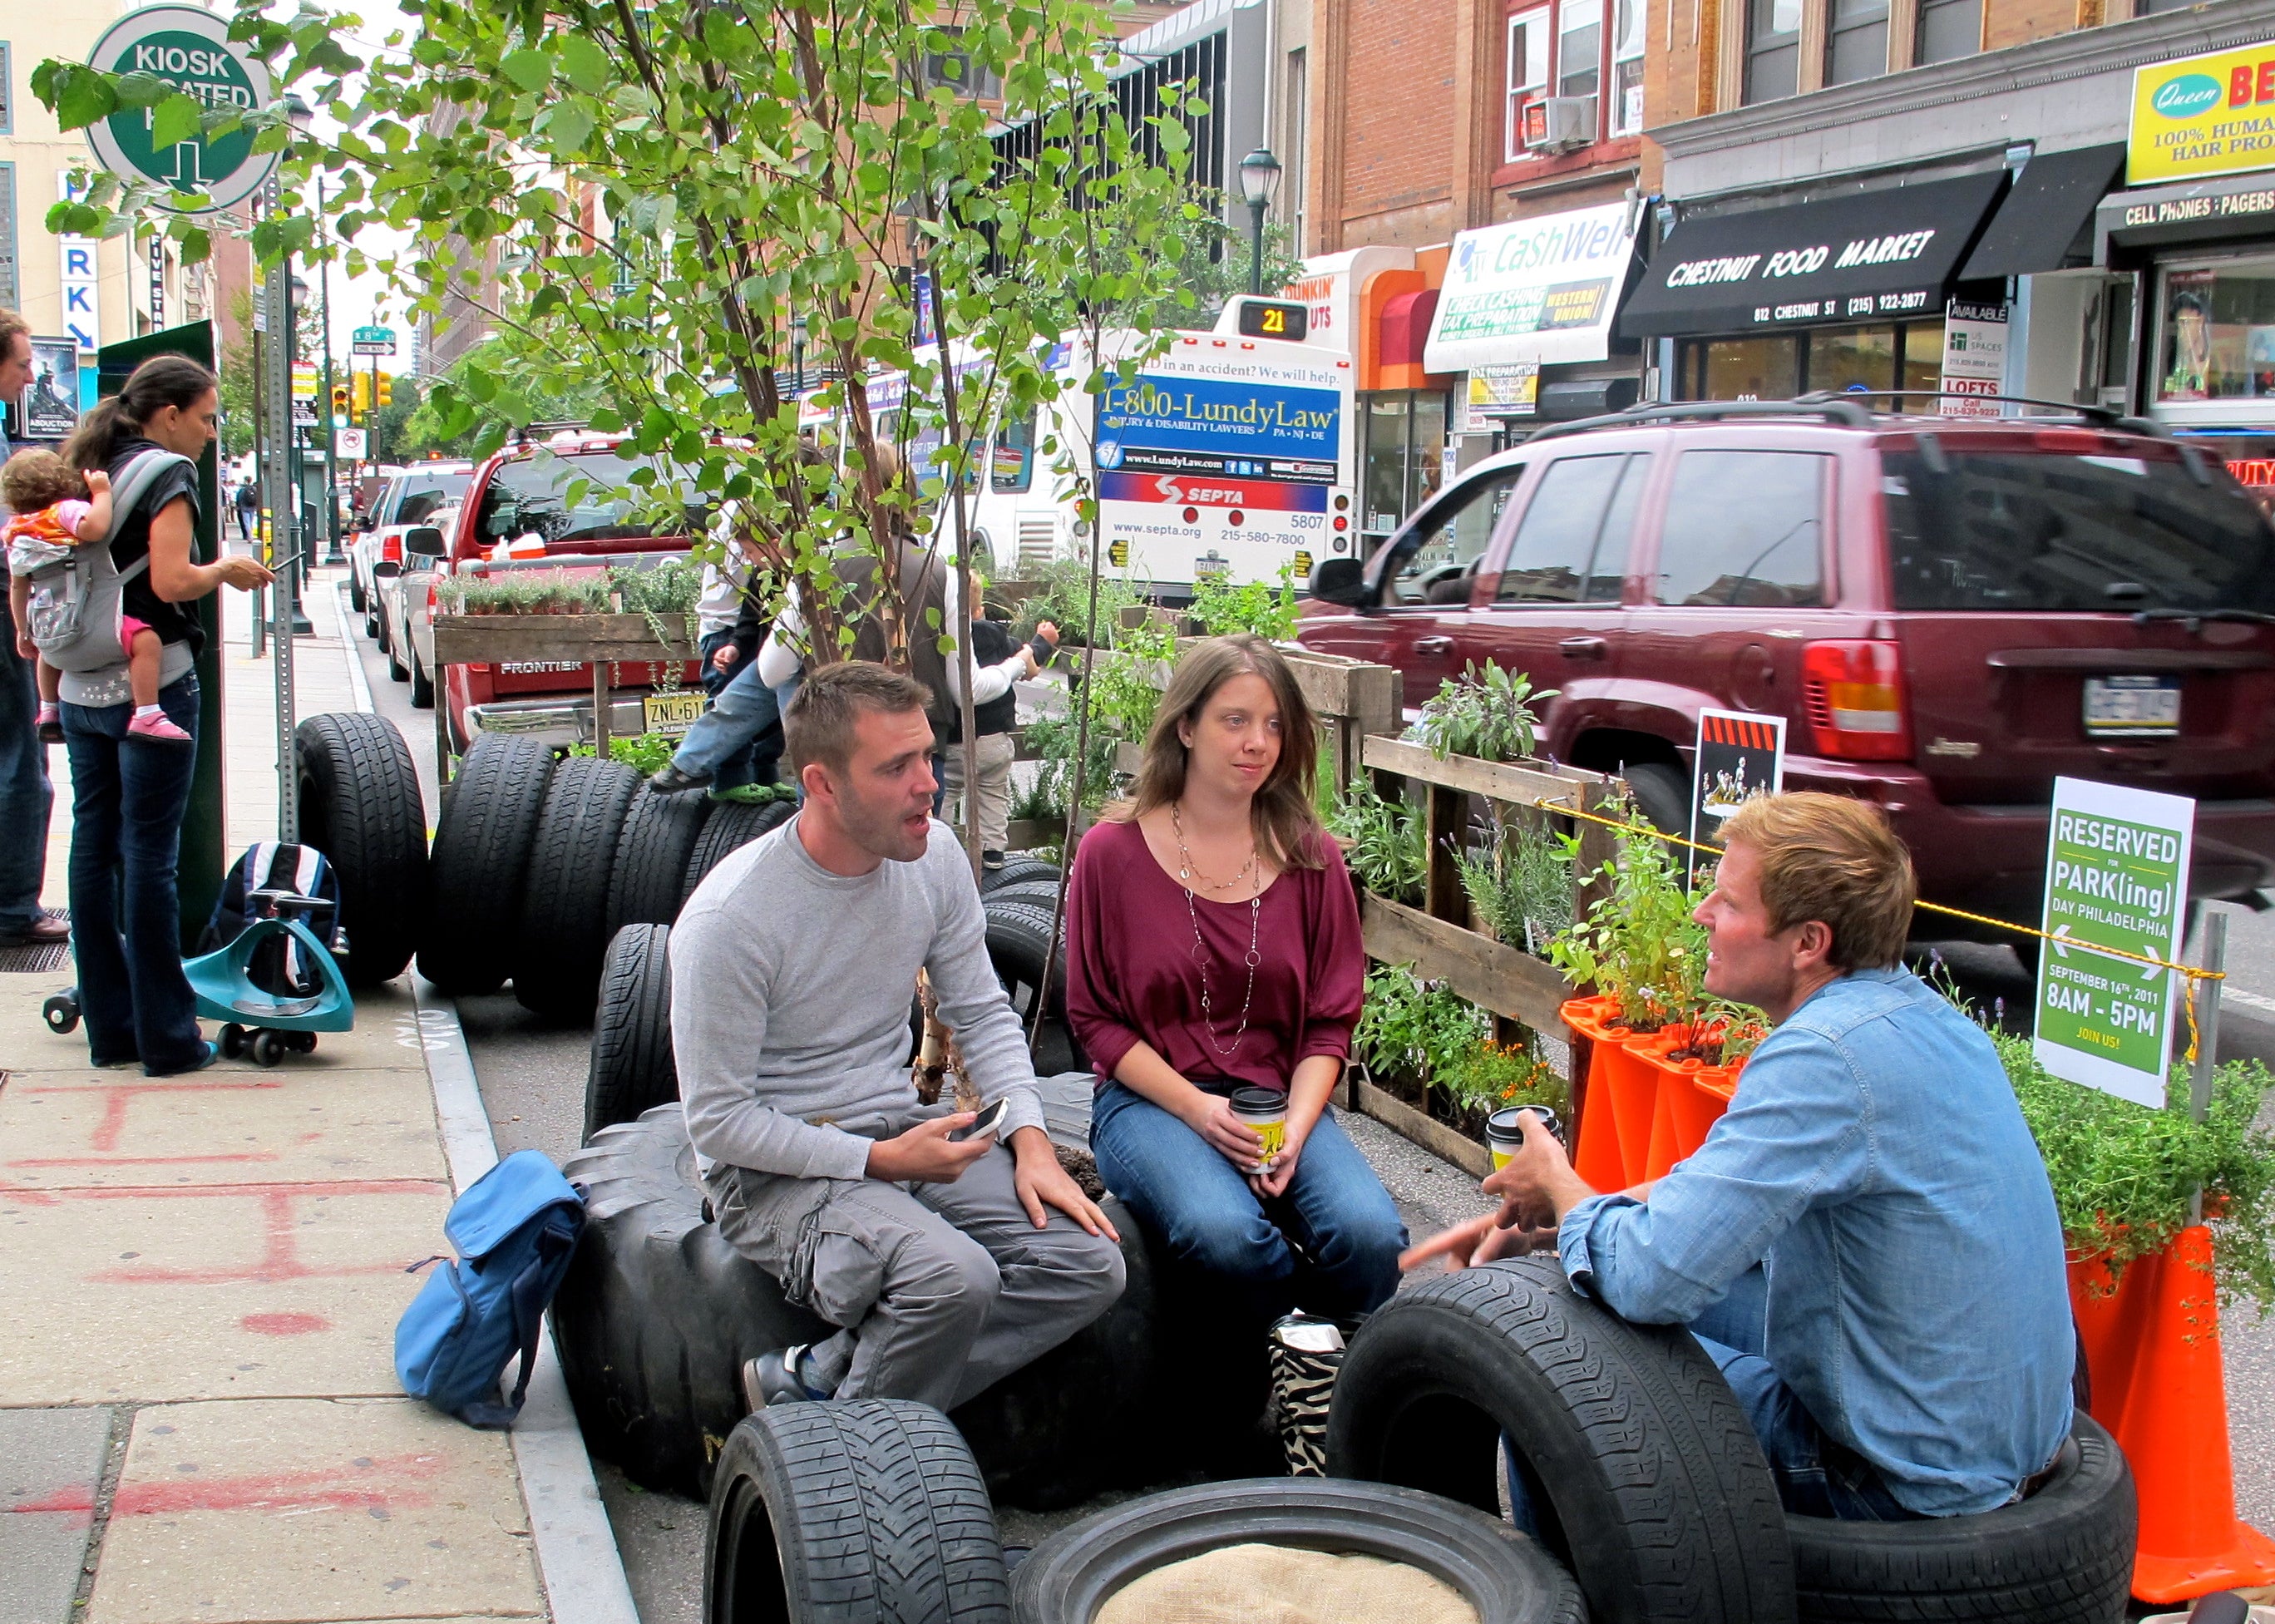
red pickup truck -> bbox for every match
[424,432,703,756]
[1300,397,2275,945]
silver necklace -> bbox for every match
[1172,802,1263,1059]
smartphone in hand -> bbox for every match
[949,1098,1009,1144]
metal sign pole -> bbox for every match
[2189,910,2227,1227]
[260,172,298,841]
[315,175,343,565]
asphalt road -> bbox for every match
[329,572,2275,1618]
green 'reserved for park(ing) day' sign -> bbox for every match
[2034,777,2196,1109]
[82,6,276,213]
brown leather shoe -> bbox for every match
[7,914,69,944]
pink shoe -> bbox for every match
[126,710,193,743]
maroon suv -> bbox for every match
[1300,397,2275,944]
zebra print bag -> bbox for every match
[1269,1313,1347,1476]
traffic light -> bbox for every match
[374,374,393,410]
[352,373,372,414]
[331,383,350,417]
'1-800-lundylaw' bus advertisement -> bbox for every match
[1093,336,1355,598]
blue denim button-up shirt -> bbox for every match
[1559,967,2074,1516]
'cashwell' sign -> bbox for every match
[2130,39,2275,186]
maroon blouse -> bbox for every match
[1064,817,1365,1095]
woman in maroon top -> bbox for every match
[1068,635,1405,1324]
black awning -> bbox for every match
[1957,144,2125,280]
[1620,171,2009,338]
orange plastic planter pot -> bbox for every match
[1631,1029,1743,1181]
[1561,996,1659,1189]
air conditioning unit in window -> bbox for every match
[1522,96,1596,152]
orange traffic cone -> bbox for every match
[2070,1226,2275,1604]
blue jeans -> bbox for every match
[1090,1080,1407,1323]
[673,647,784,792]
[694,630,759,791]
[0,635,54,933]
[1505,1265,1917,1535]
[61,674,205,1074]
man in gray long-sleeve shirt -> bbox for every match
[673,659,1123,1413]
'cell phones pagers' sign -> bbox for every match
[2034,777,2194,1108]
[1690,709,1786,854]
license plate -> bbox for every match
[644,690,706,737]
[2083,674,2181,738]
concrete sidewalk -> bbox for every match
[2,579,562,1624]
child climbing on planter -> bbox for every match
[5,450,186,744]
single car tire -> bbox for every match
[294,712,428,986]
[408,650,434,709]
[385,619,407,678]
[348,570,367,615]
[707,1399,1009,1624]
[978,879,1064,915]
[1618,760,1690,840]
[555,1108,1158,1508]
[681,797,796,906]
[419,734,554,995]
[514,757,642,1018]
[1327,1256,1796,1624]
[607,788,714,935]
[585,924,678,1143]
[1011,1478,1582,1624]
[1785,1415,2134,1624]
[981,857,1060,893]
[980,899,1085,1076]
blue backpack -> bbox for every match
[396,1150,587,1429]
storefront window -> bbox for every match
[2154,259,2275,415]
[1362,392,1449,541]
[1680,320,1945,402]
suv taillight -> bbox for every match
[382,533,402,563]
[1802,640,1910,761]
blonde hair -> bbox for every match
[1108,634,1325,871]
[1719,792,1916,970]
[2,449,86,513]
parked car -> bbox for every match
[429,432,707,755]
[350,462,473,630]
[1300,396,2275,947]
[376,504,460,709]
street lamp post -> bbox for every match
[1237,147,1283,299]
[313,174,343,566]
[287,272,313,636]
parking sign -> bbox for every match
[2034,777,2194,1108]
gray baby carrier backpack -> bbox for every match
[22,448,191,674]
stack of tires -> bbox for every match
[978,859,1083,1076]
[291,713,429,986]
[418,733,794,1015]
[554,1105,1162,1513]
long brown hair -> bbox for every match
[65,355,215,471]
[1108,633,1326,871]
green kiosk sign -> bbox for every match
[82,7,276,211]
[2034,777,2195,1108]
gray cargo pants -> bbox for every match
[706,1143,1126,1413]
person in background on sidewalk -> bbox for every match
[674,661,1123,1412]
[59,357,273,1074]
[233,477,259,546]
[0,309,67,949]
[940,589,1055,871]
[1406,792,2074,1523]
[688,519,777,800]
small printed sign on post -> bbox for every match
[2034,777,2195,1108]
[1690,708,1786,858]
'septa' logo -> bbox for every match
[2154,73,2223,118]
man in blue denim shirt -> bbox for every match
[1414,792,2073,1519]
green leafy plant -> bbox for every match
[1547,800,1715,1031]
[1457,817,1577,954]
[1325,776,1426,906]
[1009,560,1142,651]
[1018,711,1121,822]
[438,570,613,616]
[1993,1033,2275,1310]
[1355,964,1488,1086]
[567,731,683,777]
[1189,565,1300,641]
[1437,1039,1570,1122]
[1407,660,1557,764]
[1086,616,1180,745]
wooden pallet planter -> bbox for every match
[428,611,701,777]
[1354,732,1627,1171]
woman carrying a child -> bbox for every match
[45,358,269,1074]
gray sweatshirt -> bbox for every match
[671,813,1045,1180]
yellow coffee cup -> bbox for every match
[1229,1086,1288,1172]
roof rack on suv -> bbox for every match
[1524,397,1875,443]
[1792,389,2169,437]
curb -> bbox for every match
[329,577,376,715]
[413,974,642,1624]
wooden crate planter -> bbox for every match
[428,611,702,774]
[1352,732,1629,1171]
